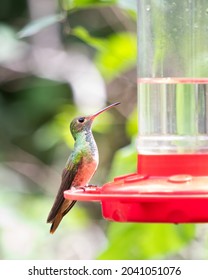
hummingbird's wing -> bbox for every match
[47,157,82,228]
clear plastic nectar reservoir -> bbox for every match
[137,1,208,155]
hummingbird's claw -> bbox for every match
[72,186,86,192]
[72,184,98,192]
[87,184,98,188]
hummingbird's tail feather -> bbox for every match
[48,200,77,234]
[50,212,63,234]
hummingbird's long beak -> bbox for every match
[89,102,120,120]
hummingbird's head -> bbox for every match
[70,102,120,140]
[70,115,93,140]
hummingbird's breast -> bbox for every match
[72,134,99,187]
[72,156,98,187]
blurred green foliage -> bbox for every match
[61,0,136,16]
[62,0,116,9]
[0,0,201,260]
[98,223,195,259]
[72,27,137,80]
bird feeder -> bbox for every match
[64,0,208,223]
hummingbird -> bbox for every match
[47,102,120,233]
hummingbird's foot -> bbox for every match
[71,186,86,192]
[86,184,98,188]
[71,185,98,192]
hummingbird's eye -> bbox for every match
[78,117,85,123]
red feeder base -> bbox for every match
[64,172,208,223]
[64,154,208,223]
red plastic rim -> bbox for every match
[64,175,208,202]
[64,174,208,223]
